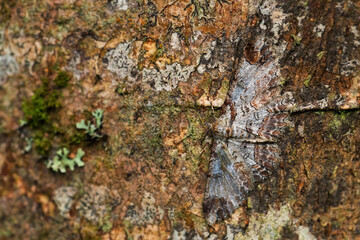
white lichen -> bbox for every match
[0,54,19,85]
[258,1,289,61]
[232,204,318,240]
[340,59,360,76]
[313,24,325,38]
[105,42,136,81]
[109,0,128,10]
[235,204,291,240]
[259,0,288,40]
[124,191,164,225]
[142,63,194,91]
[171,229,187,240]
[350,26,360,46]
[53,186,77,218]
[170,33,182,51]
[66,51,82,80]
[296,226,317,240]
[171,229,203,240]
[76,185,109,222]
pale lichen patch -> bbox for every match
[124,191,164,225]
[76,185,109,222]
[104,42,137,82]
[142,63,194,91]
[313,24,325,38]
[0,54,19,85]
[170,33,182,51]
[109,0,128,10]
[53,186,77,218]
[235,204,292,240]
[259,0,288,40]
[296,226,317,240]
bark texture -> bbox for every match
[0,0,359,239]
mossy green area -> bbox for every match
[22,77,61,127]
[21,71,78,156]
[54,71,71,88]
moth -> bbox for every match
[203,40,292,225]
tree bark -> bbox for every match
[0,0,359,239]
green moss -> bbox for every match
[328,111,350,133]
[315,111,325,116]
[34,135,52,156]
[123,220,134,240]
[317,51,326,59]
[291,34,302,45]
[303,74,312,87]
[340,111,350,121]
[148,130,162,148]
[22,78,61,127]
[279,77,289,88]
[142,125,164,162]
[78,223,101,240]
[54,71,71,88]
[99,215,113,233]
[47,91,62,108]
[0,229,13,238]
[22,71,76,156]
[185,111,205,141]
[22,93,50,126]
[69,132,84,145]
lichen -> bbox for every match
[296,226,316,240]
[0,54,18,85]
[104,42,137,81]
[234,204,315,240]
[124,192,164,226]
[76,185,109,222]
[109,0,128,11]
[76,109,104,139]
[142,63,194,91]
[46,148,85,173]
[53,186,77,218]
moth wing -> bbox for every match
[203,144,254,225]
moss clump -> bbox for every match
[22,79,61,127]
[54,71,71,88]
[34,135,52,156]
[303,74,312,87]
[21,71,73,156]
[69,132,84,145]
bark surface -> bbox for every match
[0,0,359,239]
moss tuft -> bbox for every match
[54,71,71,88]
[69,132,84,145]
[34,135,52,156]
[22,80,61,127]
[21,71,73,156]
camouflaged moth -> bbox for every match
[203,40,291,225]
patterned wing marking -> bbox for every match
[204,39,290,225]
[203,143,254,225]
[227,140,279,181]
